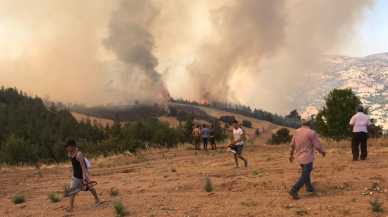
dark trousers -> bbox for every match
[352,132,368,160]
[203,138,208,150]
[210,137,216,150]
[292,162,314,193]
[194,136,200,150]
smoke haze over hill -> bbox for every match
[0,0,377,114]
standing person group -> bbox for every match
[192,124,217,150]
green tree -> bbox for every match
[315,88,361,141]
[242,120,252,128]
[267,128,292,145]
[177,111,188,122]
[169,107,178,117]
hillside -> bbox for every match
[72,103,295,144]
[293,53,388,129]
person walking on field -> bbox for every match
[350,105,372,161]
[210,125,216,150]
[232,120,248,169]
[288,116,326,200]
[193,125,201,150]
[201,124,210,150]
[65,140,101,213]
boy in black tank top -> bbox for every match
[65,140,101,213]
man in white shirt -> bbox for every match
[349,105,372,161]
[232,120,248,169]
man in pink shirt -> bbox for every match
[288,116,326,200]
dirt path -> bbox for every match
[1,140,388,216]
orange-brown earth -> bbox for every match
[1,140,388,217]
[1,106,387,216]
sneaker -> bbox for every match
[94,200,102,206]
[288,190,300,200]
[234,166,239,169]
[244,159,248,167]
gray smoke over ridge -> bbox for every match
[103,0,167,100]
[186,0,375,113]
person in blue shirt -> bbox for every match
[201,124,210,150]
[210,125,216,150]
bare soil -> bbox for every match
[1,140,388,217]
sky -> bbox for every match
[340,0,388,56]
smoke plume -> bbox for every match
[186,0,375,113]
[103,0,167,100]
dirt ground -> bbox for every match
[1,139,388,217]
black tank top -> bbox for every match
[71,150,83,179]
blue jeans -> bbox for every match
[292,162,314,192]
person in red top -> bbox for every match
[288,116,326,200]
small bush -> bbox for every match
[267,128,292,145]
[12,194,25,204]
[114,199,130,216]
[98,163,103,168]
[169,107,178,117]
[194,152,197,155]
[63,184,70,195]
[134,100,139,105]
[38,170,43,178]
[48,192,60,203]
[109,187,119,196]
[242,120,252,128]
[220,116,236,125]
[204,178,213,192]
[255,128,260,136]
[369,196,383,212]
[107,164,111,168]
[171,168,177,173]
[125,162,129,165]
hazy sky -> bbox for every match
[339,0,388,56]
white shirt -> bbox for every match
[349,112,372,133]
[233,128,244,145]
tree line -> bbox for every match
[0,87,226,165]
[171,98,300,128]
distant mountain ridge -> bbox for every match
[294,52,388,129]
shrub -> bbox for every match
[109,187,119,196]
[242,120,252,128]
[12,195,25,204]
[267,128,292,145]
[38,170,43,177]
[219,116,236,125]
[255,128,260,136]
[169,107,178,117]
[171,168,177,172]
[48,192,60,203]
[0,135,39,165]
[369,196,383,212]
[134,100,139,105]
[177,111,188,122]
[114,199,130,216]
[204,178,213,192]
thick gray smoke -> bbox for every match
[187,0,375,113]
[103,0,166,99]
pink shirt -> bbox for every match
[290,126,324,165]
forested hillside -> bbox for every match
[0,87,226,165]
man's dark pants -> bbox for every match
[203,138,208,150]
[194,136,200,150]
[292,162,314,193]
[210,137,216,150]
[351,132,368,160]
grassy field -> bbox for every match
[1,139,388,216]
